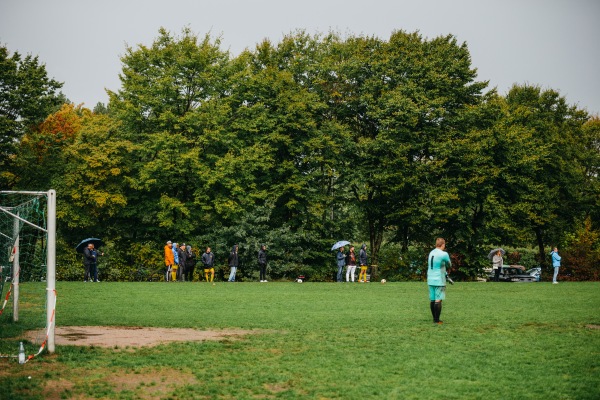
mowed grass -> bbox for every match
[1,281,599,399]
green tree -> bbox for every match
[578,117,600,228]
[196,34,350,278]
[107,27,231,242]
[55,113,132,238]
[0,45,64,187]
[435,94,542,276]
[504,85,589,268]
[322,31,488,268]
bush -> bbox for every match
[378,244,426,282]
[504,248,538,268]
[56,237,83,281]
[561,217,600,281]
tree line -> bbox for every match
[1,28,598,281]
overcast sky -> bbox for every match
[1,0,599,115]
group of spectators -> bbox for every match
[163,242,269,284]
[335,244,369,282]
[163,241,198,282]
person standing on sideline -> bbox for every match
[164,241,175,282]
[172,242,179,269]
[346,246,357,282]
[258,244,268,282]
[427,238,451,324]
[185,245,196,282]
[202,246,215,284]
[358,244,368,283]
[83,243,95,282]
[90,244,103,282]
[492,250,503,282]
[228,244,239,282]
[177,243,187,281]
[550,247,561,284]
[336,247,346,282]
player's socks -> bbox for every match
[434,302,442,323]
[430,301,436,321]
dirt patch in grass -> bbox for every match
[105,368,198,399]
[24,326,261,348]
[38,367,198,400]
[586,324,600,330]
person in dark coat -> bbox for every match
[177,243,187,281]
[228,244,239,282]
[90,244,103,282]
[358,244,368,283]
[83,243,95,282]
[202,246,215,284]
[185,245,196,282]
[258,244,268,282]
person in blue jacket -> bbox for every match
[336,247,346,282]
[550,247,562,284]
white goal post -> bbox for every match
[0,190,56,353]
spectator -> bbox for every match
[550,247,561,284]
[164,241,175,282]
[228,244,239,282]
[346,246,357,282]
[258,244,268,282]
[202,246,215,285]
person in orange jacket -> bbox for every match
[164,241,175,281]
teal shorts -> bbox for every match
[428,285,446,301]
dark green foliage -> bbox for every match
[5,28,599,281]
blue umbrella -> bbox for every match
[331,240,350,251]
[76,238,104,253]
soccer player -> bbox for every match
[427,238,451,324]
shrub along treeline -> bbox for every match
[3,28,599,281]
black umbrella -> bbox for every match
[488,248,505,260]
[76,238,104,253]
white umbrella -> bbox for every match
[331,240,350,251]
[488,248,505,260]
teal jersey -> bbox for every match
[427,248,451,286]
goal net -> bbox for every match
[0,190,56,362]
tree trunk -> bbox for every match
[368,215,384,281]
[535,226,547,270]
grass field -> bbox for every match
[1,281,599,399]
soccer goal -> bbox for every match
[0,190,56,356]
